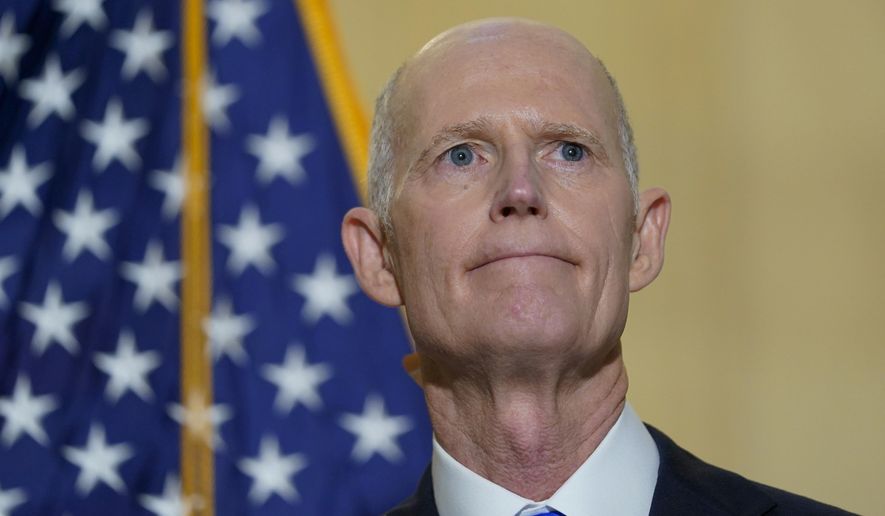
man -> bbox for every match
[341,18,851,516]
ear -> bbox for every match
[629,188,672,292]
[341,207,403,307]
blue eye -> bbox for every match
[448,145,474,166]
[561,142,584,161]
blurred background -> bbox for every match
[328,0,885,514]
[0,1,881,514]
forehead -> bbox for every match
[395,22,620,154]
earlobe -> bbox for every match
[341,207,403,307]
[628,188,672,292]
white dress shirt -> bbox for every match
[431,402,660,516]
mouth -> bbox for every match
[468,252,574,271]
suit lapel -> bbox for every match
[385,466,439,516]
[647,425,777,516]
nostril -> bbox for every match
[528,206,538,216]
[501,206,513,217]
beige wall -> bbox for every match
[328,1,885,513]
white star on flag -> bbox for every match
[291,253,358,325]
[217,204,284,276]
[19,55,85,128]
[120,240,182,313]
[246,115,316,185]
[203,298,256,365]
[0,255,17,308]
[139,474,194,516]
[53,190,120,262]
[0,482,26,516]
[237,435,307,506]
[339,394,413,463]
[207,0,269,47]
[202,69,240,133]
[148,156,186,220]
[80,97,150,173]
[110,8,174,82]
[167,391,232,450]
[0,376,58,447]
[0,145,52,219]
[62,424,135,496]
[18,281,90,355]
[0,13,31,83]
[93,329,161,404]
[261,344,332,414]
[53,0,107,37]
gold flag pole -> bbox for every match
[181,0,214,514]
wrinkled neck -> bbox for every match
[422,343,628,501]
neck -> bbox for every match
[423,342,628,501]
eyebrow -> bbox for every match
[409,117,499,176]
[395,116,612,201]
[408,116,611,176]
[532,120,611,165]
[534,121,604,150]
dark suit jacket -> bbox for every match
[385,425,854,515]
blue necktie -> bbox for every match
[530,512,564,516]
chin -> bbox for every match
[479,295,581,352]
[494,284,573,323]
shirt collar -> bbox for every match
[432,402,660,516]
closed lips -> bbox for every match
[469,252,574,271]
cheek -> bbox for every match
[555,186,634,304]
[395,208,489,330]
[573,181,634,262]
[594,200,635,337]
[391,209,461,301]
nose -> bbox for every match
[490,153,548,221]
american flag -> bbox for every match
[0,1,430,514]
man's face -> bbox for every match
[385,25,641,373]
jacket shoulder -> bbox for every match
[647,425,855,516]
[754,483,855,515]
[384,466,438,516]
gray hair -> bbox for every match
[367,59,639,237]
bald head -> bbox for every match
[367,19,639,235]
[414,18,591,66]
[413,18,600,79]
